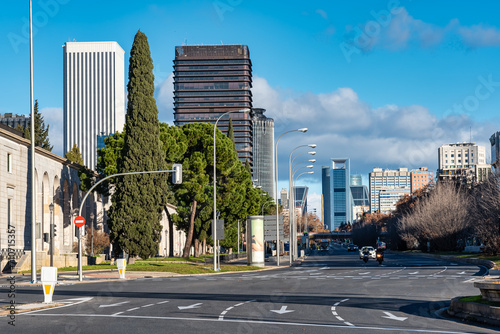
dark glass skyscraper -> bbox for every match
[173,45,253,163]
[322,159,351,231]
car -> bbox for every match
[347,244,358,252]
[359,246,376,259]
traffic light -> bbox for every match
[43,233,49,243]
[52,223,57,238]
[172,164,182,184]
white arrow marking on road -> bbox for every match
[99,301,130,308]
[382,311,407,321]
[358,272,370,275]
[458,271,466,275]
[409,271,419,275]
[270,306,295,314]
[178,303,203,310]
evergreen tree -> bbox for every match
[107,31,167,260]
[65,144,84,165]
[25,100,52,151]
[227,118,236,151]
[15,124,24,133]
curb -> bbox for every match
[394,251,497,271]
[448,297,500,327]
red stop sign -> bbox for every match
[74,216,85,227]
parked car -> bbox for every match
[359,246,376,259]
[347,244,359,252]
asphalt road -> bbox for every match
[1,245,498,334]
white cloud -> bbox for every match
[253,76,498,192]
[343,7,500,52]
[458,24,500,48]
[155,72,175,124]
[43,107,64,157]
[315,9,328,20]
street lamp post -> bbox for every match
[294,171,314,236]
[90,212,95,257]
[288,145,316,264]
[49,203,54,267]
[213,108,250,271]
[274,128,307,266]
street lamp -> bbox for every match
[288,145,316,264]
[90,212,95,257]
[294,171,314,235]
[213,108,250,271]
[274,128,307,266]
[49,203,54,267]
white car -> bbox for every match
[359,246,376,259]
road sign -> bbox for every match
[74,216,85,227]
[263,215,284,241]
[216,219,224,240]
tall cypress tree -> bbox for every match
[227,118,236,151]
[107,31,167,260]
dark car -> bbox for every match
[347,244,359,252]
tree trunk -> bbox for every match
[164,206,174,257]
[182,200,197,258]
[194,239,200,258]
[202,239,206,255]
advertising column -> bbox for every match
[247,216,265,267]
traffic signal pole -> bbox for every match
[76,166,182,281]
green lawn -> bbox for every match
[459,295,500,307]
[21,258,260,275]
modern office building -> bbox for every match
[321,166,331,230]
[63,42,125,169]
[369,168,411,213]
[173,44,253,164]
[322,159,351,231]
[0,113,30,130]
[294,186,308,216]
[438,142,490,184]
[252,108,274,197]
[350,174,369,222]
[280,188,289,210]
[378,187,411,213]
[490,132,500,171]
[410,167,434,192]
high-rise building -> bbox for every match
[173,45,253,164]
[410,167,434,192]
[63,42,125,169]
[252,108,274,197]
[321,166,331,230]
[438,142,490,184]
[350,174,369,223]
[322,159,351,231]
[369,168,411,213]
[280,188,289,209]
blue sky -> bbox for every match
[2,1,500,216]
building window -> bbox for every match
[451,154,454,157]
[458,154,461,157]
[7,153,12,173]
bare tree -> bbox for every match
[471,172,500,254]
[398,182,471,251]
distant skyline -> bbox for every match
[2,1,500,217]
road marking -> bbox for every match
[178,303,202,310]
[157,301,169,304]
[270,306,294,314]
[382,311,408,321]
[142,304,154,308]
[458,271,466,275]
[99,301,130,308]
[20,297,94,315]
[358,272,370,275]
[409,271,419,275]
[127,307,140,312]
[26,313,478,333]
[112,312,124,316]
[218,299,255,320]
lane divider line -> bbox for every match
[218,299,255,321]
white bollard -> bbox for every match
[116,259,126,279]
[41,267,57,303]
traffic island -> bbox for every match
[448,296,500,327]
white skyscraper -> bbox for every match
[63,42,125,169]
